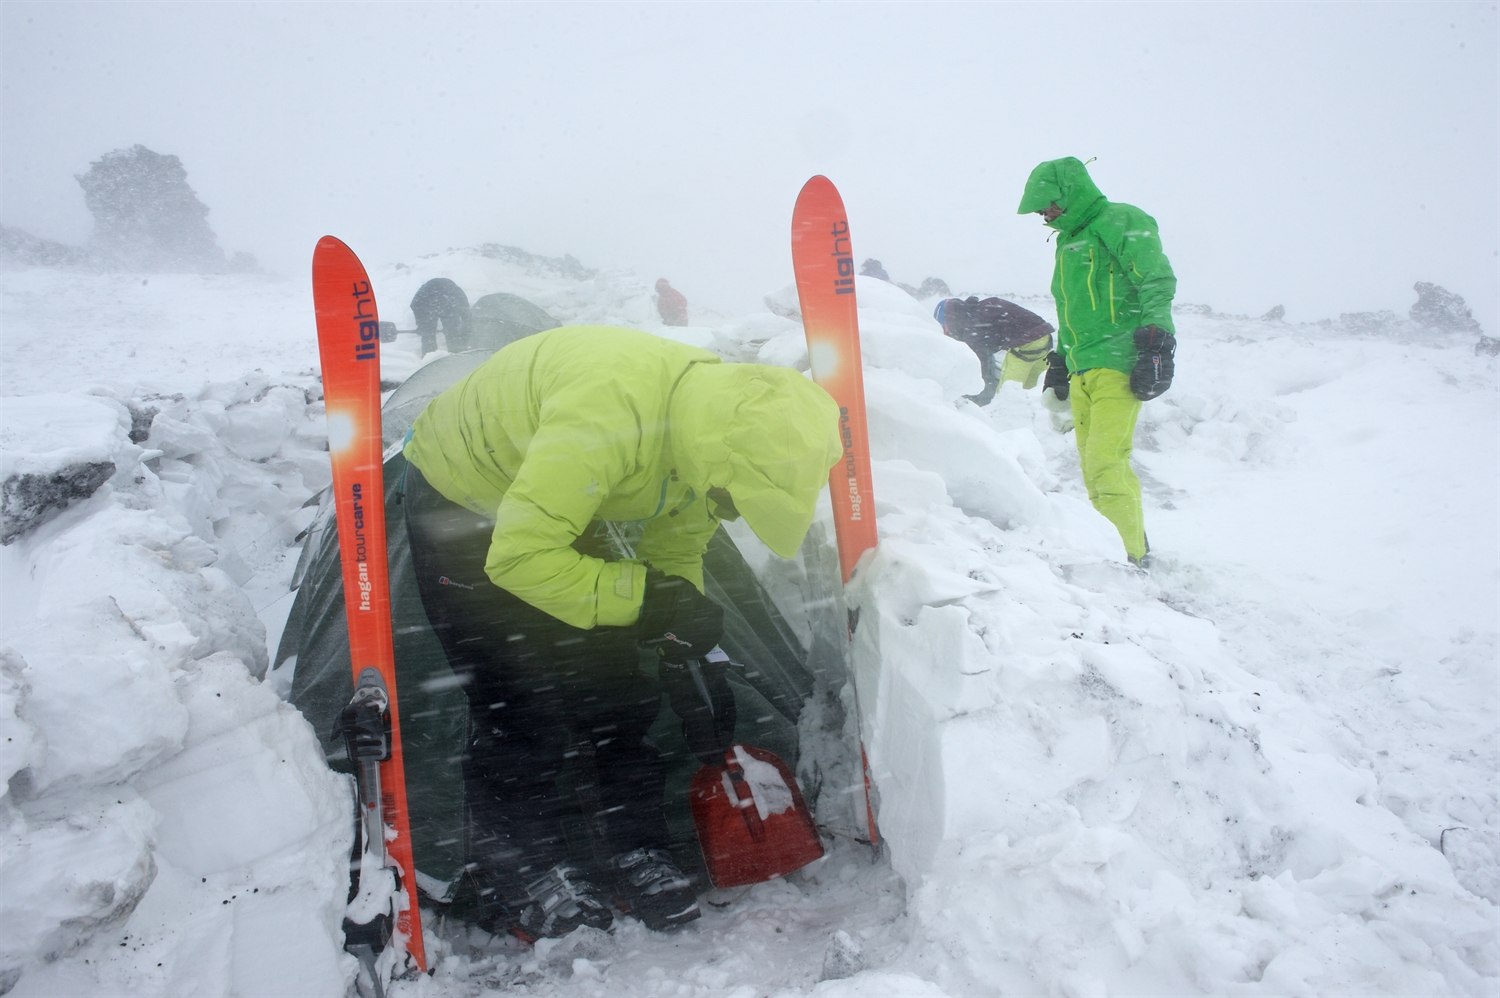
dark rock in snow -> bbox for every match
[442,244,597,282]
[126,404,158,445]
[916,277,952,299]
[1,462,116,545]
[1261,304,1286,321]
[1336,309,1402,335]
[0,225,93,269]
[76,145,226,273]
[1410,281,1483,336]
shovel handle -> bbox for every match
[722,748,766,843]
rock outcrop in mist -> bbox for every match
[1,146,256,274]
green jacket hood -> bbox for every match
[669,365,842,558]
[1017,157,1106,231]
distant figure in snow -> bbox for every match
[411,277,472,356]
[859,258,891,282]
[1018,156,1177,569]
[934,296,1055,406]
[654,279,688,326]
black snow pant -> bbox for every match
[413,306,467,356]
[402,466,669,910]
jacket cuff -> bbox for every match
[596,559,647,627]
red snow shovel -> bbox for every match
[689,744,825,888]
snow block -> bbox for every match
[0,648,37,801]
[0,795,158,983]
[0,394,135,545]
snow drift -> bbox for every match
[0,247,1495,997]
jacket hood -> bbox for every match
[669,365,842,558]
[1017,157,1106,231]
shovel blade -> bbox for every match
[689,745,824,888]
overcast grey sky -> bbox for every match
[2,1,1496,330]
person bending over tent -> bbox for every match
[1018,156,1178,568]
[934,295,1055,406]
[400,325,842,940]
[410,277,472,356]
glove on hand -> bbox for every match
[660,657,738,766]
[1043,351,1070,401]
[1130,326,1176,401]
[637,569,725,663]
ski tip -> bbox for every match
[313,235,355,266]
[798,175,834,197]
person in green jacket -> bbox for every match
[1017,157,1178,567]
[401,325,843,941]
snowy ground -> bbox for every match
[0,248,1496,997]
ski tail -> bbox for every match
[790,176,881,847]
[311,236,427,974]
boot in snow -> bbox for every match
[611,848,701,931]
[512,862,614,942]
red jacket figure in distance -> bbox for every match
[655,279,688,326]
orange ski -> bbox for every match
[791,176,881,847]
[311,236,426,974]
[792,176,879,584]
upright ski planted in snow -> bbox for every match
[790,175,881,846]
[311,236,427,978]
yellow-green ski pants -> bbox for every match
[1069,369,1146,561]
[999,333,1054,389]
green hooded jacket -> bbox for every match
[1017,157,1177,374]
[402,326,843,630]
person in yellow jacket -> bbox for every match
[401,325,842,940]
[1018,157,1177,567]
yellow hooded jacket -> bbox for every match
[402,326,843,630]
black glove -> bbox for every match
[1043,351,1070,401]
[660,658,738,765]
[1130,326,1176,401]
[637,569,724,663]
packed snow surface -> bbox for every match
[0,248,1496,997]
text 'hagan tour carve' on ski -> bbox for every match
[837,410,865,523]
[351,481,373,611]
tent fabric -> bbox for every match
[466,292,561,354]
[379,352,493,449]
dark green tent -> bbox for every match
[466,292,561,353]
[276,349,854,909]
